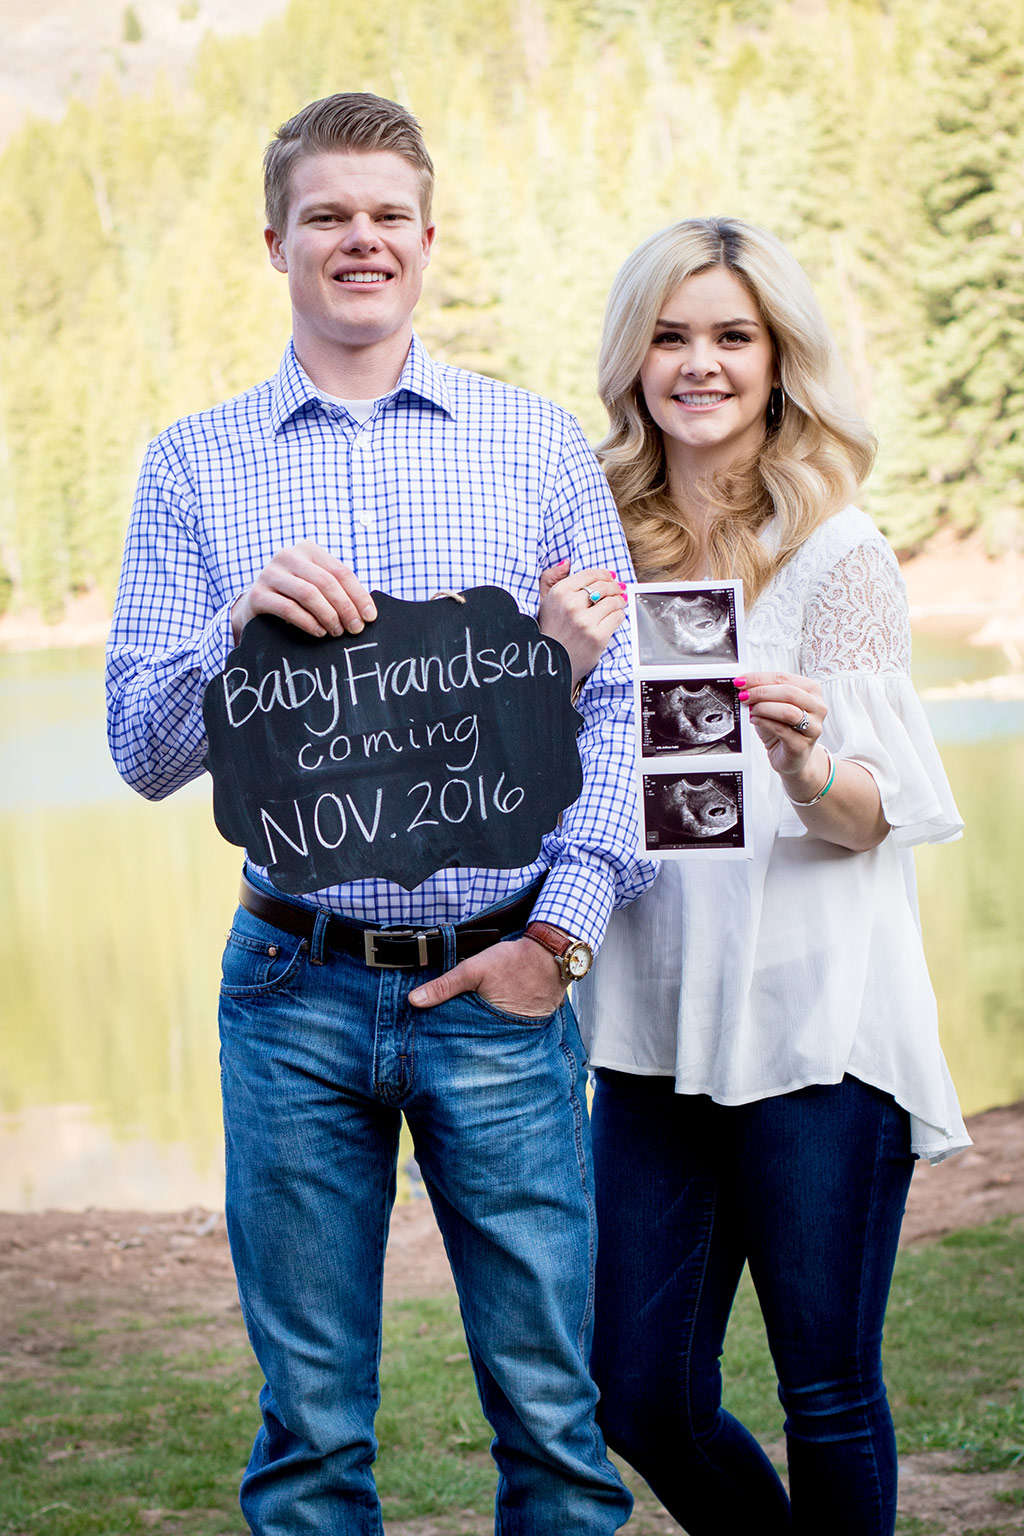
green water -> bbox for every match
[1,639,1021,1210]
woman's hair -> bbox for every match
[597,217,876,599]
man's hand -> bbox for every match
[231,541,378,644]
[408,936,566,1016]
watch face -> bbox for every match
[566,944,592,979]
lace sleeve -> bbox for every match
[800,539,911,678]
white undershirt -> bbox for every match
[319,391,378,424]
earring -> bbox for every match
[767,386,786,431]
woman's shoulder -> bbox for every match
[751,507,902,649]
[799,505,895,575]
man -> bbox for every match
[107,92,651,1534]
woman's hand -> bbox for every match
[537,560,627,687]
[735,671,889,852]
[735,671,826,791]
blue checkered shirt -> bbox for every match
[107,336,655,948]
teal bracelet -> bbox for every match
[786,747,836,806]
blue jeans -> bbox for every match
[590,1071,915,1536]
[218,873,631,1535]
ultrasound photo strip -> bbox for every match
[628,579,752,859]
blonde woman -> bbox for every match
[539,218,967,1535]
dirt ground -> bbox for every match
[2,1100,1023,1533]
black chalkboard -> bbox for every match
[202,588,584,894]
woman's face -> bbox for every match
[638,266,778,477]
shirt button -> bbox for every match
[356,511,373,528]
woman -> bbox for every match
[539,218,967,1536]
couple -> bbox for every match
[107,92,966,1536]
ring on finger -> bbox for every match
[587,588,602,604]
[793,710,810,733]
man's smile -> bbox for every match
[333,270,393,284]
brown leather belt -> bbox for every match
[238,873,542,970]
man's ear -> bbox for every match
[265,226,288,274]
[421,223,436,268]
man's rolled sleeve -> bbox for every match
[530,418,657,952]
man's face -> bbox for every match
[265,150,435,364]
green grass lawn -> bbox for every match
[1,1221,1021,1535]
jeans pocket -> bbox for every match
[467,991,560,1029]
[220,912,309,999]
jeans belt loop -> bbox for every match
[440,923,458,972]
[310,911,330,966]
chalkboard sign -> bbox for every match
[202,588,584,894]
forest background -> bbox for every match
[0,0,1022,628]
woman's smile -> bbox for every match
[671,390,733,409]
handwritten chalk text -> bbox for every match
[221,630,558,738]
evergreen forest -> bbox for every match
[1,0,1022,622]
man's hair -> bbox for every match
[264,92,435,234]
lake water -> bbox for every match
[1,636,1022,1210]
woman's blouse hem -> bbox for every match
[584,1053,971,1164]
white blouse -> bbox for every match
[575,507,970,1163]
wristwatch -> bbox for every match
[524,921,594,983]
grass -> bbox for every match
[711,1218,1024,1474]
[0,1311,258,1534]
[886,1223,1024,1471]
[0,1221,1021,1533]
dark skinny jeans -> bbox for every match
[590,1071,915,1536]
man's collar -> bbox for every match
[269,335,453,432]
[269,341,321,431]
[394,334,453,418]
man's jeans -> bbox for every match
[218,874,631,1535]
[590,1070,915,1536]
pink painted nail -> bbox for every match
[732,677,747,687]
[738,691,749,702]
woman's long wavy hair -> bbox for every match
[597,217,876,601]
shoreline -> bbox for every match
[2,1098,1022,1244]
[0,586,111,653]
[3,538,1022,700]
[2,532,1021,655]
[898,529,1024,654]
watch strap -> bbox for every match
[525,921,574,960]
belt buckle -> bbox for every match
[363,927,437,968]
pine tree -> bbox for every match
[0,0,1021,622]
[883,0,1024,551]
